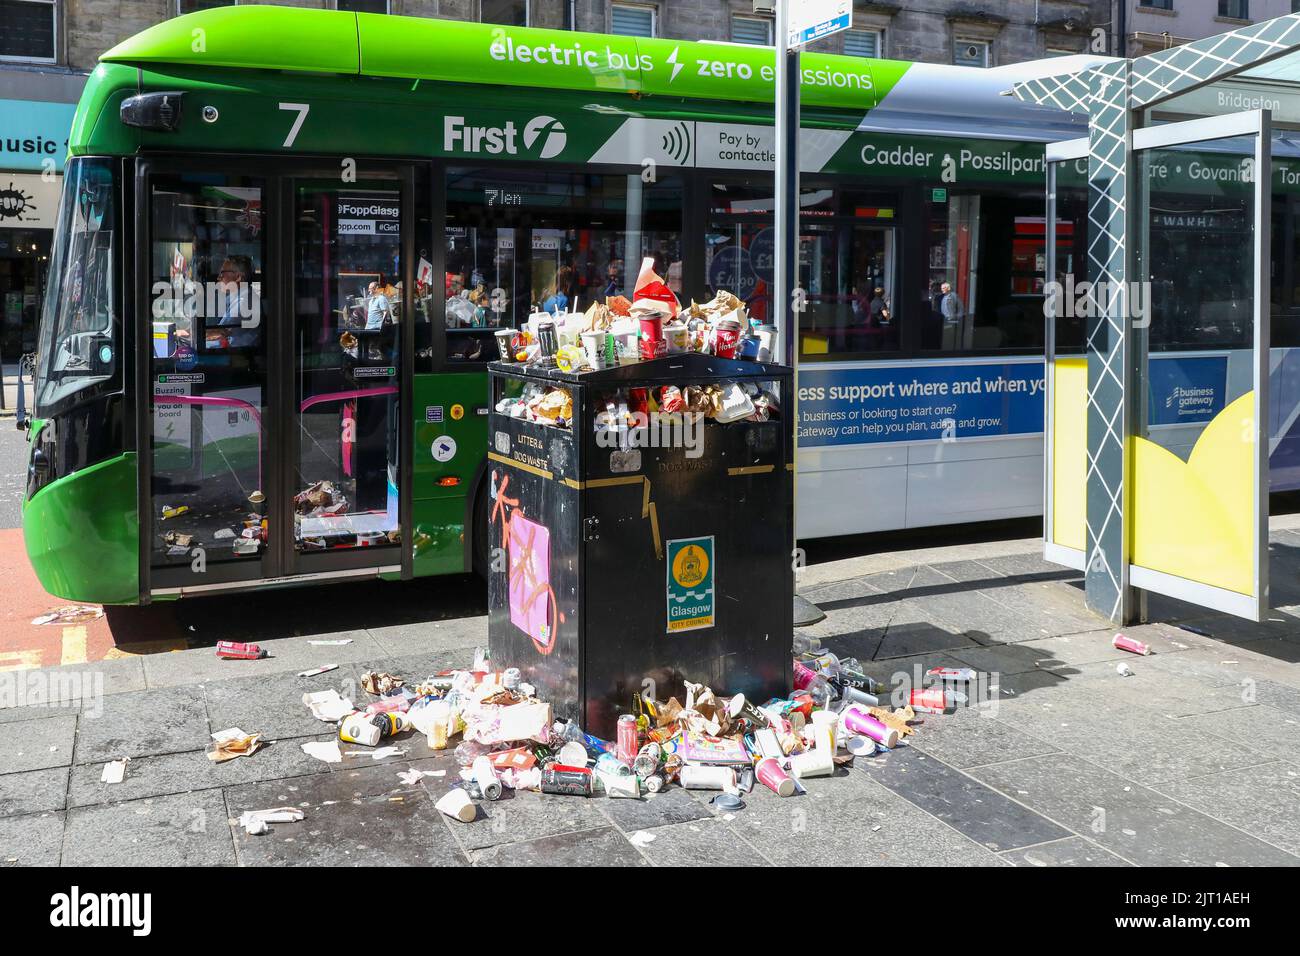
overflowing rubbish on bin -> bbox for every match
[492,262,781,434]
[288,637,978,823]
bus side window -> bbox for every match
[925,188,1050,353]
[441,168,683,365]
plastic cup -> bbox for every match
[811,710,839,753]
[581,330,607,369]
[756,757,796,797]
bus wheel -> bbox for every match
[472,479,491,580]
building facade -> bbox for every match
[0,0,1122,358]
[1124,0,1300,55]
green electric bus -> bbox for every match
[22,5,1096,604]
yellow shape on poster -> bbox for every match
[1052,357,1087,552]
[1131,391,1254,596]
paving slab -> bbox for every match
[992,695,1268,785]
[67,739,326,808]
[1179,705,1300,765]
[947,641,1086,679]
[140,630,385,688]
[969,753,1300,866]
[873,617,984,659]
[203,671,350,741]
[226,760,466,867]
[901,565,1043,643]
[469,825,648,866]
[0,657,147,709]
[723,762,1005,866]
[367,617,485,658]
[907,708,1060,770]
[856,746,1071,851]
[0,765,69,815]
[420,775,610,853]
[0,713,76,774]
[0,701,82,725]
[73,686,209,765]
[999,835,1133,867]
[1153,762,1300,857]
[632,816,771,866]
[595,784,714,832]
[62,789,237,867]
[0,811,65,866]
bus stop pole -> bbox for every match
[775,2,824,626]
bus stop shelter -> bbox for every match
[1017,13,1300,625]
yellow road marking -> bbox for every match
[60,626,88,666]
[0,649,44,672]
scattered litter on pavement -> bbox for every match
[397,768,444,785]
[216,640,267,660]
[309,639,353,646]
[1221,660,1239,665]
[301,741,342,764]
[1116,663,1135,677]
[1113,633,1152,656]
[628,830,656,847]
[208,728,263,763]
[341,746,407,761]
[361,671,404,696]
[31,605,103,626]
[303,689,354,722]
[238,807,305,836]
[298,664,338,678]
[100,758,129,784]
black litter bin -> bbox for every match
[486,352,794,739]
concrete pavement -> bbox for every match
[3,523,1299,867]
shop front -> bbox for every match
[0,72,82,360]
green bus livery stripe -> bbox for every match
[100,7,913,112]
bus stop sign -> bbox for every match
[788,0,852,48]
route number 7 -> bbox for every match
[278,102,310,148]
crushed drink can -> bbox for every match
[216,640,265,660]
[541,764,594,797]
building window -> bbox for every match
[481,0,528,27]
[337,0,389,12]
[0,0,57,62]
[1142,0,1173,10]
[1046,46,1079,57]
[843,28,883,58]
[1219,0,1248,18]
[177,0,230,14]
[731,15,774,45]
[953,38,991,68]
[611,3,655,37]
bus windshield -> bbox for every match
[37,157,118,413]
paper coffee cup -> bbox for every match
[435,788,476,823]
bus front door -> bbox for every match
[141,164,414,597]
[144,168,278,594]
